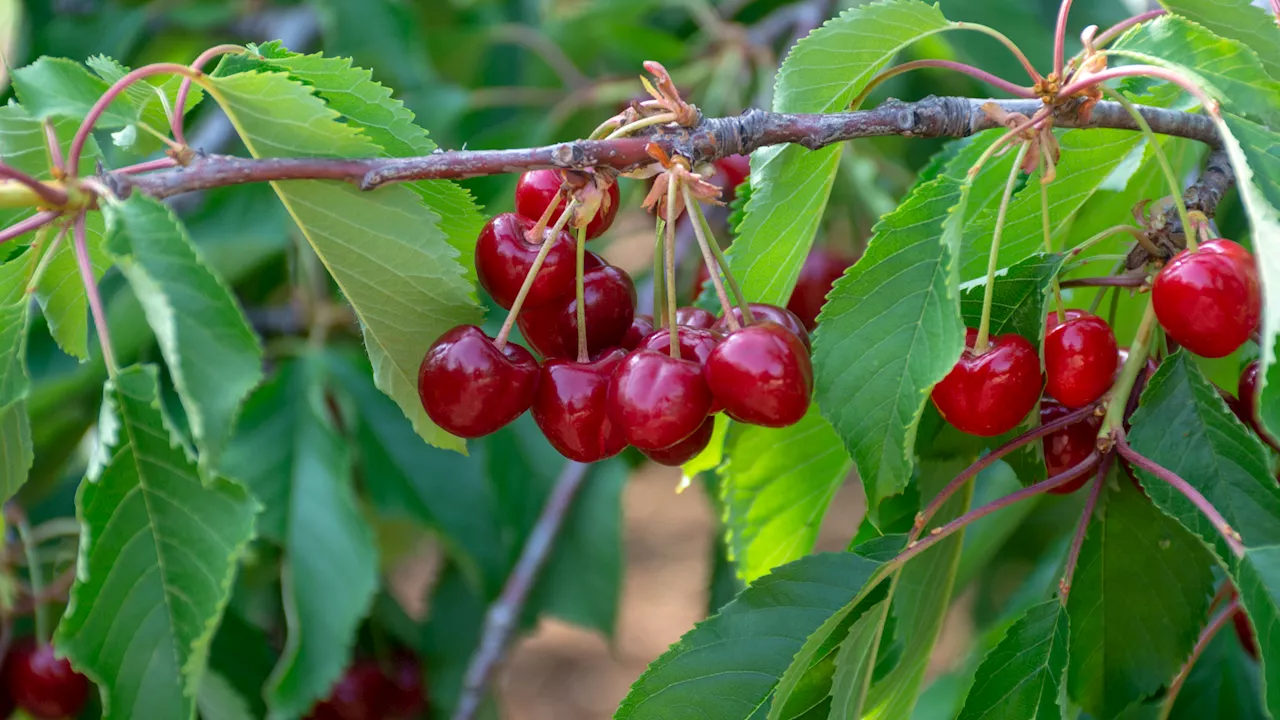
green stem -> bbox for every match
[1068,224,1147,258]
[495,199,580,349]
[664,178,680,356]
[976,143,1030,354]
[575,226,588,363]
[12,509,49,644]
[1100,298,1158,437]
[683,186,739,330]
[605,112,678,140]
[1040,152,1065,325]
[690,199,752,322]
[653,218,667,327]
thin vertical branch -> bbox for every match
[73,212,117,377]
[1059,452,1113,603]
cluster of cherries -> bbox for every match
[931,236,1263,493]
[305,652,425,720]
[0,638,90,719]
[419,161,815,466]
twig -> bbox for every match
[1060,275,1146,288]
[1059,451,1113,603]
[1159,598,1240,720]
[453,462,591,720]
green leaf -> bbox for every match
[1232,546,1280,719]
[0,400,32,498]
[1066,478,1216,719]
[960,253,1066,343]
[1168,622,1266,720]
[55,365,259,720]
[221,358,378,719]
[811,175,966,508]
[828,599,893,719]
[207,69,481,452]
[105,194,263,474]
[11,57,137,127]
[616,552,886,720]
[197,671,256,720]
[85,55,205,151]
[719,405,851,583]
[957,599,1068,720]
[0,300,28,409]
[1157,0,1280,80]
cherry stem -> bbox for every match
[115,157,181,176]
[653,218,667,328]
[1058,63,1216,111]
[0,163,68,207]
[1114,430,1245,558]
[684,186,738,331]
[852,60,1036,109]
[74,211,118,377]
[1101,299,1156,435]
[172,44,245,146]
[910,401,1103,541]
[496,199,579,349]
[1060,275,1145,288]
[0,211,60,247]
[7,504,50,644]
[1159,597,1240,720]
[526,188,563,242]
[1053,0,1076,79]
[1091,10,1167,49]
[664,175,680,356]
[1039,153,1065,324]
[67,63,203,173]
[1058,451,1113,604]
[975,142,1030,355]
[575,226,588,363]
[1067,224,1147,258]
[42,120,64,173]
[690,200,752,322]
[605,112,678,140]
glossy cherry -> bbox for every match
[533,349,629,462]
[713,303,811,350]
[4,639,90,720]
[675,306,717,330]
[609,350,713,450]
[514,169,620,241]
[642,416,716,466]
[474,213,576,309]
[641,326,724,414]
[1152,238,1261,358]
[1041,399,1102,494]
[418,325,539,438]
[788,248,855,330]
[1044,309,1118,408]
[1238,360,1278,445]
[1235,604,1259,660]
[706,322,813,427]
[931,328,1042,437]
[621,314,655,350]
[305,661,389,720]
[518,263,636,359]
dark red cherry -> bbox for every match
[305,661,389,720]
[931,328,1042,437]
[518,263,636,359]
[609,350,713,450]
[514,169,620,240]
[788,248,855,330]
[640,327,722,365]
[1041,399,1103,494]
[384,652,426,720]
[418,325,539,438]
[1235,605,1259,660]
[713,303,811,351]
[1152,238,1261,358]
[533,349,629,462]
[474,213,576,310]
[621,314,655,350]
[1238,361,1278,445]
[1044,310,1117,408]
[4,639,89,720]
[706,322,813,427]
[642,416,716,466]
[675,306,717,330]
[712,154,751,199]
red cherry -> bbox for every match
[609,350,713,450]
[1235,606,1259,660]
[474,213,576,310]
[706,322,813,427]
[640,326,724,414]
[533,349,629,462]
[788,248,855,330]
[1044,310,1118,408]
[1152,239,1261,358]
[713,303,811,351]
[712,154,751,198]
[621,314,655,350]
[1041,399,1103,494]
[4,639,89,720]
[418,325,539,438]
[385,652,427,719]
[931,328,1043,437]
[518,263,636,359]
[514,169,620,241]
[675,306,717,330]
[642,416,716,466]
[1238,361,1279,446]
[305,661,389,720]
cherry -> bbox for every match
[518,263,636,359]
[931,328,1042,437]
[642,416,716,466]
[1238,361,1278,445]
[713,303,811,350]
[621,314,655,350]
[1041,399,1102,494]
[514,169,620,241]
[305,661,389,720]
[675,306,717,330]
[4,638,89,720]
[609,350,713,450]
[640,326,724,414]
[1152,238,1261,358]
[1234,605,1259,660]
[1044,310,1118,408]
[384,652,427,719]
[788,248,855,330]
[418,325,539,438]
[533,349,629,462]
[706,322,813,427]
[474,213,577,310]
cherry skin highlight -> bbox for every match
[514,169,620,240]
[931,328,1043,437]
[641,326,724,414]
[788,248,855,330]
[533,349,629,462]
[706,322,813,427]
[609,350,712,450]
[621,314,655,350]
[474,213,576,309]
[675,306,717,330]
[642,416,716,466]
[1044,310,1118,408]
[304,661,389,720]
[4,639,90,720]
[1041,399,1103,494]
[713,303,811,350]
[1152,238,1261,358]
[518,263,636,359]
[418,325,539,438]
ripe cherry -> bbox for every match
[1044,310,1118,408]
[518,263,636,359]
[931,328,1042,437]
[642,416,716,466]
[641,326,723,414]
[474,213,576,310]
[706,322,813,427]
[621,314,655,350]
[713,303,811,350]
[4,639,89,720]
[675,306,717,330]
[1152,238,1261,358]
[418,325,539,438]
[609,350,713,450]
[1238,360,1278,446]
[1041,399,1102,494]
[305,661,388,720]
[1234,605,1259,660]
[515,169,620,241]
[788,248,855,330]
[533,349,629,462]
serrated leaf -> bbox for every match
[1157,0,1280,80]
[0,400,32,498]
[11,56,136,127]
[206,69,481,452]
[221,358,378,719]
[1232,546,1280,719]
[0,261,31,502]
[828,599,893,719]
[1168,622,1266,720]
[957,599,1068,720]
[719,405,851,583]
[0,301,28,409]
[105,194,263,474]
[85,55,204,152]
[1066,478,1216,719]
[55,365,258,720]
[960,253,1066,343]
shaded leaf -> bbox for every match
[960,253,1066,343]
[1168,621,1266,720]
[957,599,1068,720]
[1232,546,1280,719]
[11,56,135,127]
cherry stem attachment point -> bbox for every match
[690,200,752,322]
[495,198,580,350]
[684,186,738,331]
[42,120,64,174]
[67,63,203,173]
[527,188,563,242]
[1059,451,1113,604]
[0,163,68,207]
[606,112,678,140]
[172,44,246,146]
[975,142,1030,355]
[1159,597,1240,720]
